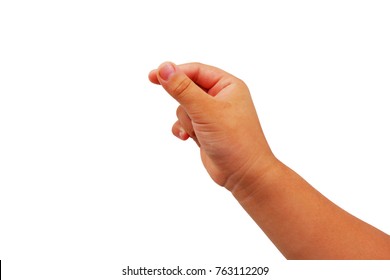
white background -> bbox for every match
[1,0,390,279]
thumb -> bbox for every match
[156,62,213,115]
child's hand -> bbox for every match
[149,62,277,193]
[149,62,390,259]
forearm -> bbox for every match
[231,160,390,259]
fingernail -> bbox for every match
[179,128,188,140]
[179,128,185,139]
[159,63,175,81]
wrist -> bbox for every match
[226,154,282,203]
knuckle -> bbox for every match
[176,105,184,118]
[172,77,192,101]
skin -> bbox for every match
[148,62,390,260]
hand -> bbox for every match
[149,62,277,193]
